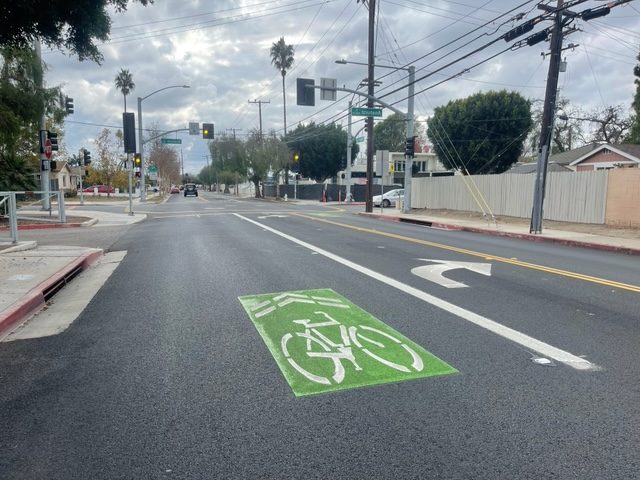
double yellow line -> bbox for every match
[294,213,640,293]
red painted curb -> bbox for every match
[0,249,103,338]
[0,223,83,231]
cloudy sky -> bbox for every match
[42,0,640,175]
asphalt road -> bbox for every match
[1,191,639,479]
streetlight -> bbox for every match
[335,59,415,213]
[137,84,190,201]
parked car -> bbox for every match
[373,189,404,208]
[82,185,115,194]
[170,186,180,194]
[184,183,198,197]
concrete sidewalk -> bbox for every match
[358,208,640,255]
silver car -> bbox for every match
[372,189,404,208]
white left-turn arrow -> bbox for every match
[411,259,492,288]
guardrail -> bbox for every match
[0,191,66,244]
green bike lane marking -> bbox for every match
[239,288,457,397]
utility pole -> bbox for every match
[346,100,353,202]
[248,99,270,141]
[530,0,564,233]
[226,128,242,140]
[365,0,376,213]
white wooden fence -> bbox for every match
[411,171,608,224]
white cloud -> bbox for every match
[40,0,640,175]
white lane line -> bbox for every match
[234,213,595,371]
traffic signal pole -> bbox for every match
[402,65,415,214]
[137,96,145,202]
[530,0,564,233]
[34,40,50,211]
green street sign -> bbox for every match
[239,288,457,397]
[148,165,158,173]
[161,138,182,144]
[352,107,382,117]
[356,136,364,142]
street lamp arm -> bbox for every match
[140,84,190,102]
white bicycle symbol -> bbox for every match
[280,311,424,385]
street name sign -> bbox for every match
[352,107,382,117]
[161,138,182,144]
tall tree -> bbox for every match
[270,37,295,135]
[114,69,135,112]
[585,105,631,144]
[628,49,640,144]
[91,128,125,194]
[0,46,67,189]
[427,90,532,174]
[285,123,354,182]
[373,113,426,152]
[0,1,153,63]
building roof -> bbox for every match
[548,143,601,165]
[569,143,640,166]
[507,162,572,174]
[612,144,640,159]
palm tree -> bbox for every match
[114,68,135,112]
[270,37,295,135]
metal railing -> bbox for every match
[0,191,67,244]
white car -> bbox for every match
[373,189,404,208]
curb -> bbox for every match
[360,213,640,256]
[0,241,38,254]
[0,216,98,231]
[0,248,103,338]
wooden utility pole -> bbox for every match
[248,99,270,141]
[530,0,564,233]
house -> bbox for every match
[508,143,640,174]
[50,161,81,191]
[568,144,640,171]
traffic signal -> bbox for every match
[291,151,300,173]
[404,136,415,157]
[135,171,141,178]
[83,149,91,165]
[50,161,57,170]
[65,97,74,114]
[134,153,141,166]
[47,131,59,151]
[202,123,214,139]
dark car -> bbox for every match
[184,183,198,197]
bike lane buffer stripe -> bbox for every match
[234,213,597,371]
[239,289,457,397]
